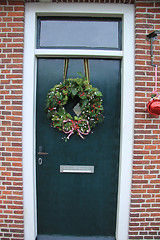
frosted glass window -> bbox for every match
[37,17,122,50]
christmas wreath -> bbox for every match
[45,60,104,141]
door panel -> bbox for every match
[36,58,121,239]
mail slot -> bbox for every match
[60,165,94,173]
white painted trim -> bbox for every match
[116,9,135,240]
[23,7,37,240]
[23,3,134,240]
[35,49,123,58]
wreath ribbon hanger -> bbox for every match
[63,58,90,83]
[153,65,158,95]
[84,59,90,83]
[147,65,160,116]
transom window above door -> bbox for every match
[37,17,122,50]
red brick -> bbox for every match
[2,17,12,22]
[144,175,157,179]
[4,6,13,11]
[136,2,154,7]
[0,1,7,4]
[8,1,24,5]
[147,8,160,13]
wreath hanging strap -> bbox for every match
[84,59,90,83]
[63,59,90,83]
[63,58,69,83]
[45,59,104,142]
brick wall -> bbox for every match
[0,1,25,239]
[0,0,160,240]
[129,1,160,239]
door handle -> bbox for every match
[38,146,48,155]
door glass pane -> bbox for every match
[37,17,122,50]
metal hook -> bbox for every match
[146,31,160,67]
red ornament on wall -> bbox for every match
[147,98,160,116]
[147,65,160,116]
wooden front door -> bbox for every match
[36,58,121,240]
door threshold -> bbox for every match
[37,235,115,240]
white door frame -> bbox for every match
[23,3,134,240]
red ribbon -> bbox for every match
[62,119,90,140]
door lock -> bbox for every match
[38,157,43,165]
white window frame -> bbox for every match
[23,3,134,240]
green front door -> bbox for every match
[36,58,121,240]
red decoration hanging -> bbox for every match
[147,65,160,116]
[147,98,160,116]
